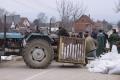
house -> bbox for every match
[94,20,104,30]
[45,21,61,33]
[50,21,62,32]
[94,20,113,32]
[54,21,62,28]
[16,17,31,29]
[0,15,33,34]
[14,17,31,33]
[74,15,94,33]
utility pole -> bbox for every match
[3,14,6,55]
[49,18,52,34]
[4,15,6,44]
[72,15,75,33]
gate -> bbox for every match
[58,36,86,64]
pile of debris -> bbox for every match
[87,45,120,75]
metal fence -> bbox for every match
[58,36,86,64]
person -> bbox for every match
[118,27,120,36]
[116,40,120,53]
[116,28,120,53]
[57,27,69,37]
[108,29,119,52]
[96,30,105,57]
[84,31,97,59]
[91,28,98,40]
[103,32,108,48]
[78,32,83,38]
[35,25,40,33]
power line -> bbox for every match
[7,0,58,19]
[13,0,57,12]
[31,0,57,11]
[12,0,40,11]
[11,0,58,16]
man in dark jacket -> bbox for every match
[57,27,69,37]
[91,28,98,40]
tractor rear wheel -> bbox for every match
[23,39,53,69]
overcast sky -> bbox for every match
[0,0,120,23]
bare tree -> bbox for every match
[50,16,56,24]
[49,16,56,33]
[37,12,48,27]
[0,8,9,18]
[33,19,39,26]
[115,0,120,12]
[72,2,86,21]
[56,0,86,31]
[0,8,10,32]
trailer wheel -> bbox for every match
[23,39,53,69]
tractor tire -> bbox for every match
[23,39,53,69]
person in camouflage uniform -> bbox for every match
[116,28,120,53]
[116,40,120,53]
[108,29,119,52]
[96,30,106,57]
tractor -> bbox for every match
[0,32,86,69]
[0,15,86,69]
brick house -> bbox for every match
[74,15,94,33]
